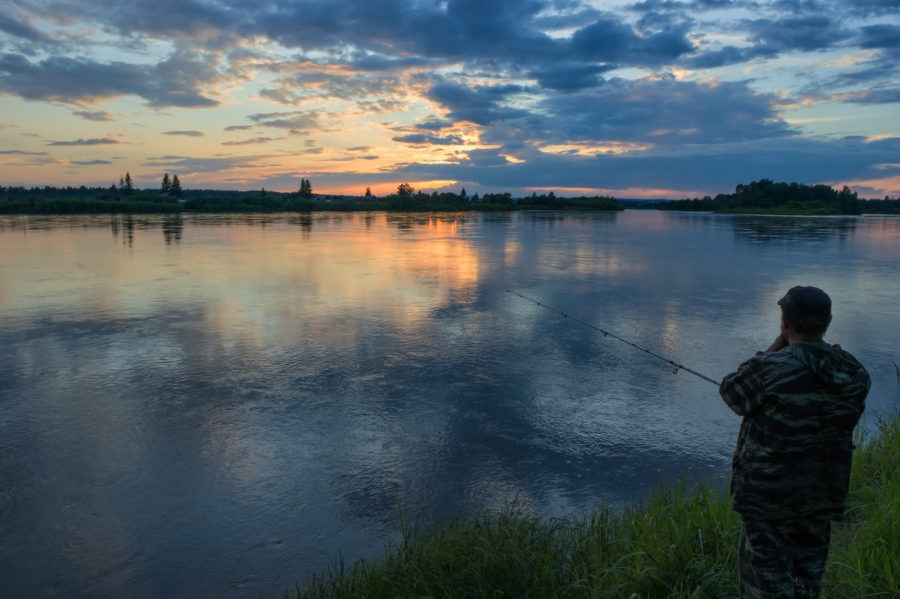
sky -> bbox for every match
[1,0,898,199]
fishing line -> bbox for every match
[506,289,720,386]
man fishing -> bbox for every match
[719,286,870,598]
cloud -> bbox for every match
[73,110,114,121]
[570,14,694,65]
[143,154,276,173]
[246,110,321,133]
[3,0,899,197]
[839,88,900,104]
[859,24,900,50]
[392,133,465,146]
[71,159,113,165]
[221,137,277,146]
[744,15,850,52]
[0,9,51,42]
[426,80,530,125]
[530,64,611,91]
[540,77,794,145]
[48,138,122,146]
[0,52,219,107]
[0,149,48,155]
[391,135,900,197]
[423,75,794,151]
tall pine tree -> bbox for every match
[299,178,313,198]
[170,174,182,198]
[161,173,171,195]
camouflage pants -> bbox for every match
[739,517,832,599]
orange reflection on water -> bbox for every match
[0,214,483,353]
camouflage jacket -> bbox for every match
[719,340,870,521]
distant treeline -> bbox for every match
[0,185,623,214]
[4,181,896,216]
[0,186,184,214]
[656,179,900,215]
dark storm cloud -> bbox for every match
[0,53,218,107]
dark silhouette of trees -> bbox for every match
[161,173,171,195]
[170,174,182,198]
[397,182,414,196]
[660,180,862,214]
[299,178,313,198]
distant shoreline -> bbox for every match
[3,178,899,215]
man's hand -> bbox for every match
[765,334,788,353]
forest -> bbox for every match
[1,177,897,215]
[654,179,900,215]
[0,177,622,214]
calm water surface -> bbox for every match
[1,211,898,598]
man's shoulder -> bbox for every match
[745,348,806,376]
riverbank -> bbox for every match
[294,411,900,598]
[0,189,623,214]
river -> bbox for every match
[1,210,897,598]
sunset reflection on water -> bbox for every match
[1,211,898,599]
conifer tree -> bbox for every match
[170,174,182,198]
[299,178,313,198]
[161,173,171,194]
[365,186,373,200]
[124,172,133,194]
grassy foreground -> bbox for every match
[293,412,900,598]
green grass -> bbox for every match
[824,414,900,597]
[294,411,900,599]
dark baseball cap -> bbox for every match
[777,286,832,331]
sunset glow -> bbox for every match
[1,1,898,198]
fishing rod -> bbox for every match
[506,289,720,386]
